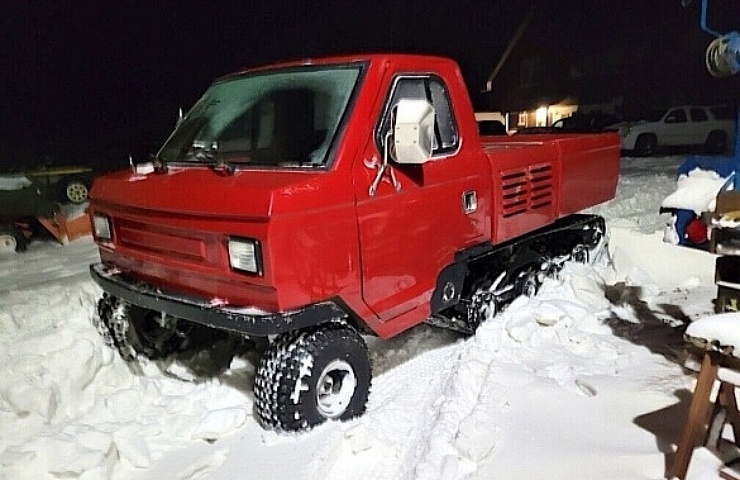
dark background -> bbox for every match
[2,0,738,170]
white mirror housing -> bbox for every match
[393,99,435,164]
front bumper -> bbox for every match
[90,262,347,336]
[619,133,638,151]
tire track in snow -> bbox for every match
[319,331,465,480]
[410,323,510,480]
[410,262,639,479]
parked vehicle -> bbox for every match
[87,54,620,431]
[555,112,621,133]
[478,119,507,135]
[16,165,95,204]
[606,105,736,156]
[1,136,161,205]
[516,112,621,135]
[0,174,91,253]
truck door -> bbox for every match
[688,107,710,145]
[352,75,488,322]
[662,108,691,146]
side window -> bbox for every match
[664,109,687,124]
[377,75,459,157]
[428,80,457,150]
[690,108,708,122]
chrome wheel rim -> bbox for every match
[316,359,356,419]
[66,182,88,203]
[0,234,17,253]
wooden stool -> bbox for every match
[669,352,740,479]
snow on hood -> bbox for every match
[0,175,32,190]
[661,167,731,214]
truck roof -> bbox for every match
[218,53,458,81]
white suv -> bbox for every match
[608,105,736,156]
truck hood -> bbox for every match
[605,120,647,130]
[90,166,331,219]
[604,120,649,136]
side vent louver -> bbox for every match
[501,163,553,218]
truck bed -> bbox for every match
[481,133,620,244]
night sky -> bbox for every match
[2,0,738,169]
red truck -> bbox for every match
[88,54,620,431]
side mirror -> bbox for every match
[393,99,435,164]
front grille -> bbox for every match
[116,220,208,262]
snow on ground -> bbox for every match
[0,155,733,480]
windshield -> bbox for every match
[642,109,668,122]
[158,65,363,168]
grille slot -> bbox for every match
[501,163,553,217]
[117,223,207,261]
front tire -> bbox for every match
[0,226,27,253]
[99,297,189,362]
[254,323,371,431]
[633,134,657,157]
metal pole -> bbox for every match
[735,107,739,189]
[701,0,721,37]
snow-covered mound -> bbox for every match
[662,168,731,215]
[685,313,740,356]
[0,156,727,480]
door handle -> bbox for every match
[463,191,477,214]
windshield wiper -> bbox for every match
[152,154,168,173]
[185,143,218,162]
[184,143,235,175]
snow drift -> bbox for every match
[0,156,729,479]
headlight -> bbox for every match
[228,237,262,275]
[93,214,112,241]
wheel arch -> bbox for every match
[705,129,728,154]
